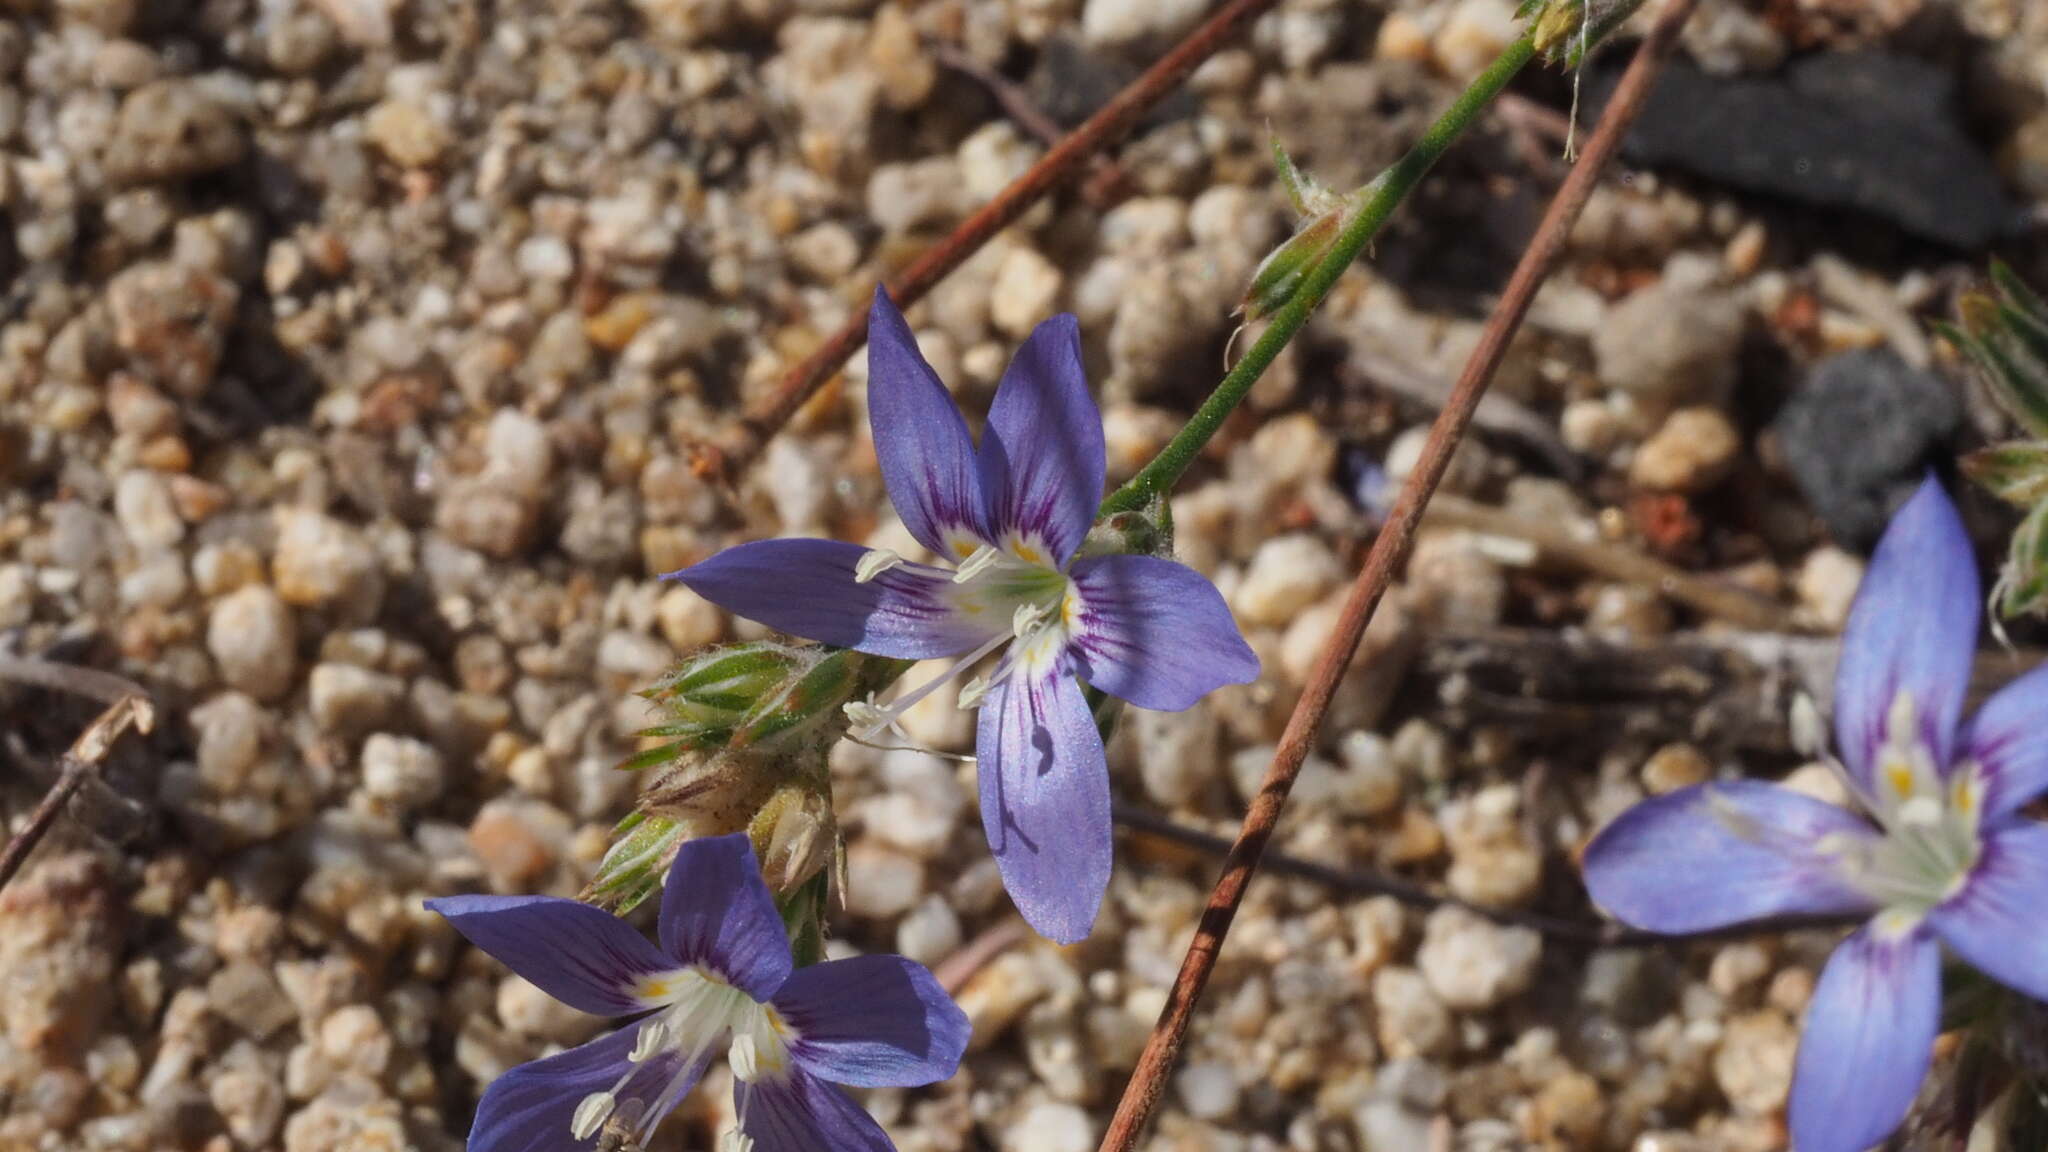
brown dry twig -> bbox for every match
[1096,4,1704,1148]
[1116,802,1858,946]
[0,656,153,707]
[0,692,156,891]
[692,0,1285,484]
[933,917,1033,994]
[1422,493,1801,631]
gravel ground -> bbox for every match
[1,0,2046,1149]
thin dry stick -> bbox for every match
[1112,802,1623,944]
[0,693,155,890]
[1115,802,1851,948]
[933,917,1033,994]
[1095,4,1702,1146]
[1423,493,1800,631]
[691,0,1283,483]
[0,657,151,706]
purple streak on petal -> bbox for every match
[1931,819,2048,1001]
[1581,781,1877,934]
[737,1070,895,1152]
[667,538,996,659]
[1788,926,1939,1152]
[975,664,1110,944]
[658,834,792,1000]
[867,286,989,555]
[425,895,673,1017]
[1960,664,2048,820]
[978,313,1105,567]
[772,955,970,1088]
[1066,554,1260,711]
[469,1024,706,1152]
[1833,476,1979,788]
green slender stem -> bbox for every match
[1099,35,1538,518]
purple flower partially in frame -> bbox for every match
[427,834,968,1152]
[1583,477,2048,1152]
[668,288,1259,944]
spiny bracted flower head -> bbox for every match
[1949,262,2048,618]
[667,287,1260,944]
[1583,477,2048,1152]
[429,834,969,1152]
[593,645,911,912]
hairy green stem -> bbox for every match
[1099,35,1538,517]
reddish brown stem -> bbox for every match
[1094,4,1702,1148]
[691,0,1282,483]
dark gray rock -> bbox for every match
[1611,52,2010,249]
[1775,348,1962,550]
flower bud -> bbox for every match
[1944,262,2048,441]
[1525,0,1650,66]
[1240,209,1345,323]
[599,644,913,911]
[1239,136,1354,323]
[583,811,687,912]
[748,783,839,895]
[1081,504,1170,559]
[1995,500,2048,621]
[1963,444,2048,510]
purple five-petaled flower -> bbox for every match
[427,834,969,1152]
[1584,477,2048,1152]
[668,288,1259,943]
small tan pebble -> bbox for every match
[1379,806,1445,867]
[1640,743,1711,795]
[467,799,570,892]
[1526,1070,1605,1147]
[1431,0,1518,80]
[1724,221,1767,278]
[1779,762,1851,808]
[1405,531,1507,632]
[1765,967,1815,1015]
[1372,966,1452,1058]
[955,949,1054,1051]
[1796,546,1864,630]
[1629,406,1741,492]
[1335,731,1403,818]
[1560,398,1621,457]
[1231,533,1343,628]
[842,841,925,920]
[1707,942,1774,999]
[1374,10,1434,63]
[364,100,450,168]
[1442,785,1542,907]
[1713,1011,1797,1115]
[988,246,1064,340]
[206,584,297,701]
[1416,905,1541,1010]
[317,1004,392,1077]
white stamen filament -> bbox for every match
[855,548,905,584]
[952,544,1006,584]
[847,629,1013,740]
